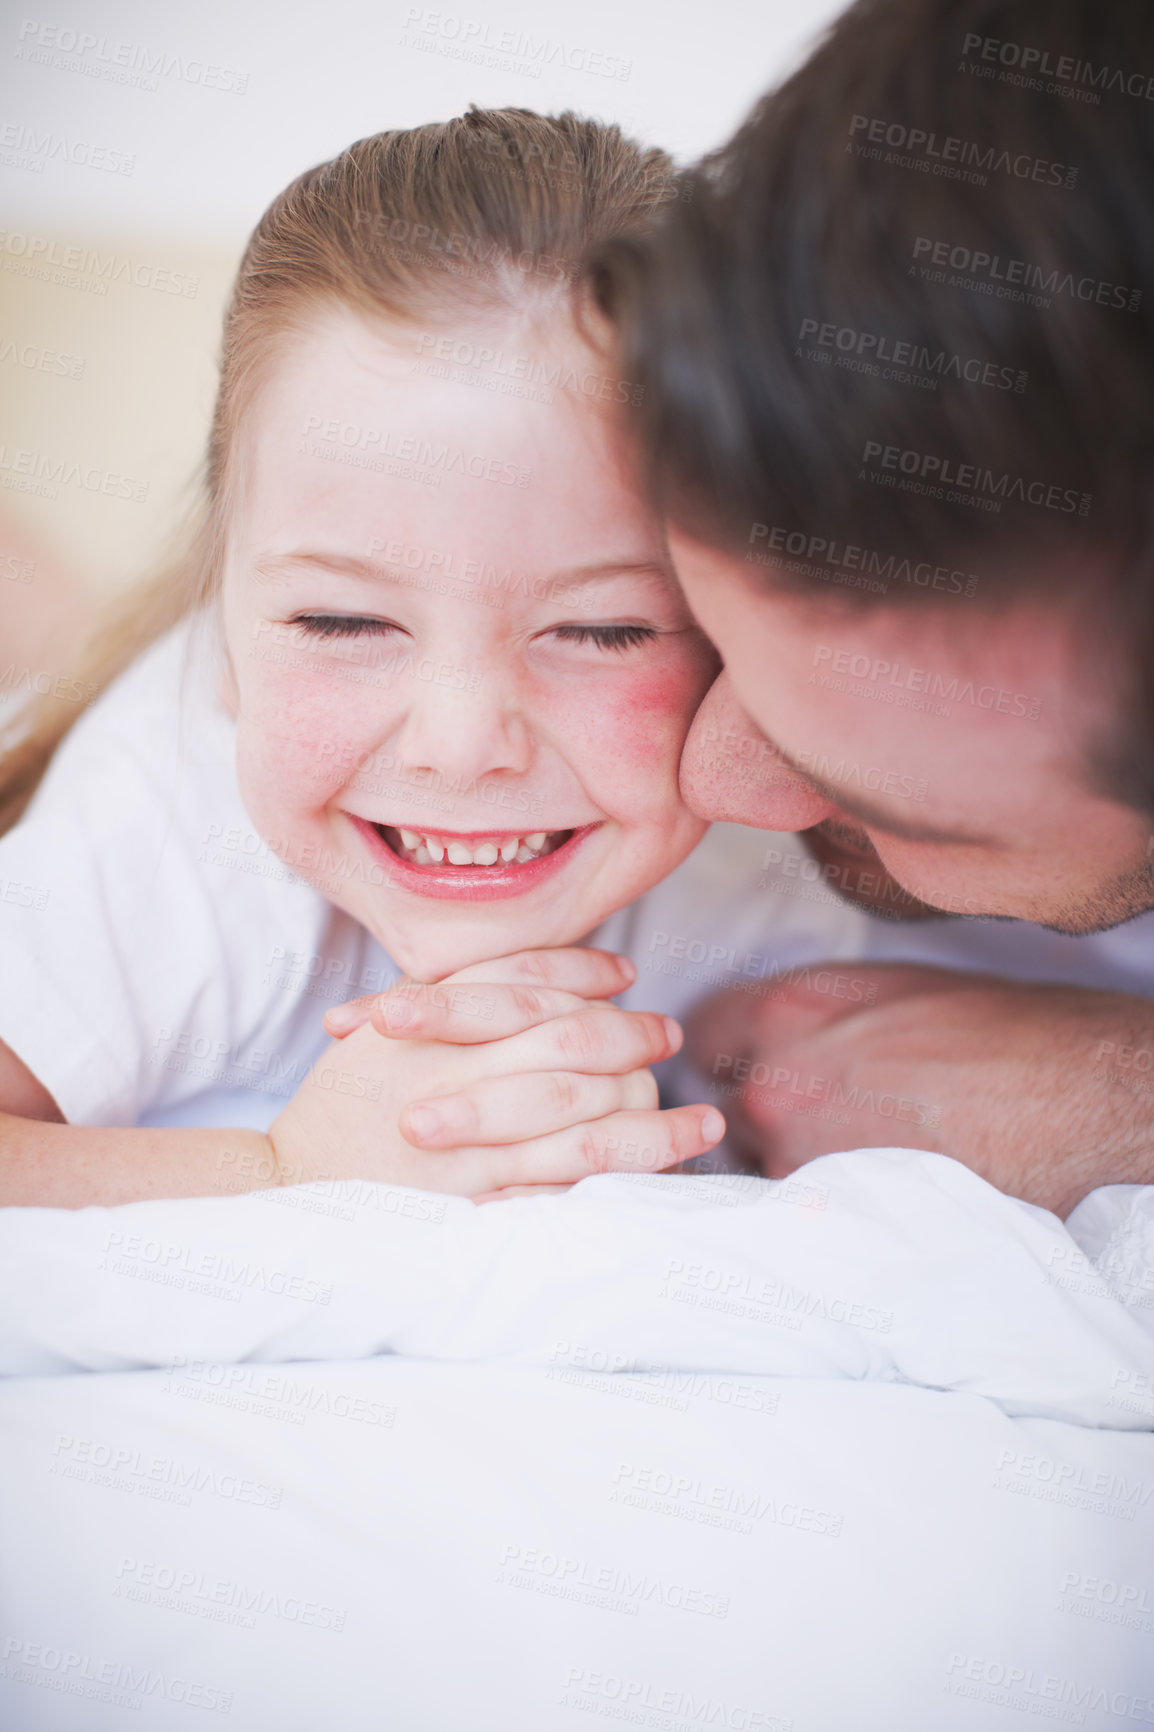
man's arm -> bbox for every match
[682,965,1154,1218]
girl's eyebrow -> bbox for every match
[253,551,674,591]
[253,551,389,586]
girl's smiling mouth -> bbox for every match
[343,814,598,901]
[386,825,573,867]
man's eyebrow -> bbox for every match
[774,747,996,845]
[253,550,672,589]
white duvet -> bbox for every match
[1,1149,1152,1731]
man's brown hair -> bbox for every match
[598,0,1154,805]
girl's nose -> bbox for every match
[388,667,532,783]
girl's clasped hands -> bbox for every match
[269,945,723,1202]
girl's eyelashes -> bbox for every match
[549,623,659,652]
[287,617,660,651]
[290,614,401,639]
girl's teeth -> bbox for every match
[388,827,569,866]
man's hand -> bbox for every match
[683,964,1154,1218]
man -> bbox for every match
[595,0,1154,1214]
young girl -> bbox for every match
[0,109,715,1205]
[0,108,862,1208]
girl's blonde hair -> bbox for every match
[0,106,673,834]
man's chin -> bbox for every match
[799,825,953,923]
[1023,882,1154,937]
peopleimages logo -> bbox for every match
[860,439,1092,516]
[811,644,1042,718]
[0,120,134,175]
[944,1653,1154,1721]
[559,1668,791,1730]
[0,229,199,298]
[847,113,1078,188]
[960,31,1154,102]
[798,316,1027,393]
[398,7,632,81]
[15,18,249,93]
[748,523,980,598]
[0,444,148,502]
[1,1637,234,1715]
[912,236,1143,312]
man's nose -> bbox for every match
[679,669,836,831]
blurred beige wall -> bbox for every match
[0,236,239,601]
[0,238,238,724]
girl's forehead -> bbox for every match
[252,301,608,418]
[234,304,666,576]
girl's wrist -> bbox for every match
[218,1128,291,1193]
[263,1125,296,1189]
[262,1121,320,1190]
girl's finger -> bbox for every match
[322,993,386,1038]
[400,1067,659,1148]
[482,1005,682,1079]
[440,946,637,998]
[370,987,680,1056]
[448,1103,726,1194]
[322,948,637,1040]
[371,981,590,1043]
[325,981,583,1042]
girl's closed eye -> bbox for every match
[547,623,658,652]
[291,614,402,639]
[290,615,662,651]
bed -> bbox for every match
[1,1150,1152,1730]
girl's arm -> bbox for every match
[0,989,722,1208]
[0,1035,63,1122]
[0,1037,274,1206]
[0,1113,276,1208]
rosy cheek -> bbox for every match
[554,662,703,799]
[237,668,386,802]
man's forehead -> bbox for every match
[756,577,1069,669]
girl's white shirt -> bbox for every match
[2,611,1154,1133]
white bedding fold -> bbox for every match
[3,1149,1152,1429]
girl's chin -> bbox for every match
[353,900,581,982]
[386,934,556,984]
